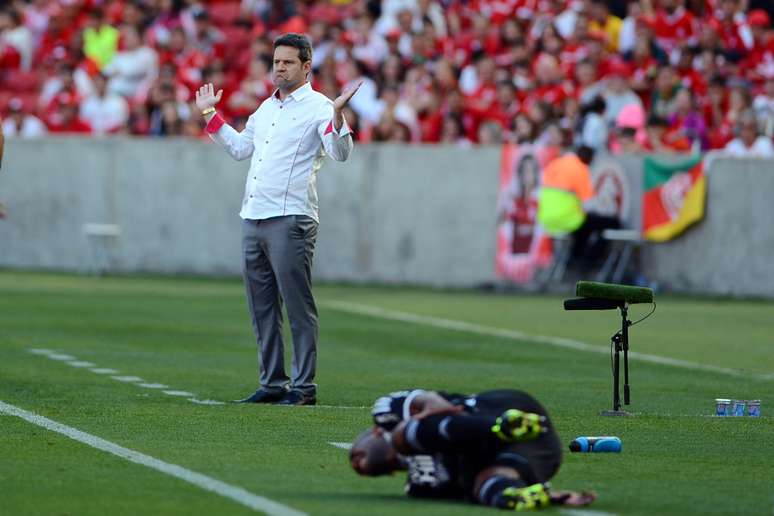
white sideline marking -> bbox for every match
[28,348,54,355]
[67,361,95,368]
[188,398,226,406]
[560,510,616,516]
[322,301,774,382]
[111,375,145,383]
[163,390,195,397]
[328,442,352,450]
[138,383,169,389]
[90,368,119,374]
[47,353,76,361]
[0,400,306,516]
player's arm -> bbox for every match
[372,390,460,431]
[196,83,255,161]
[409,391,463,419]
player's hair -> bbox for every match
[350,428,396,476]
[273,33,313,63]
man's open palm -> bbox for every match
[334,81,362,112]
[195,83,223,111]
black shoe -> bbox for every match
[275,390,316,406]
[235,388,287,404]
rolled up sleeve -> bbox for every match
[317,103,353,162]
[208,112,256,162]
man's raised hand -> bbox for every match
[195,83,223,112]
[333,81,363,112]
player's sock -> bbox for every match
[491,409,546,442]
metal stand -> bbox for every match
[601,304,632,417]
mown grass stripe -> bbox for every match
[322,300,773,382]
[0,400,307,516]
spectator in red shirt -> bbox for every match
[46,92,91,134]
[646,0,699,54]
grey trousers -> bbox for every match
[241,215,318,396]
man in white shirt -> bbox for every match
[724,111,774,158]
[80,73,129,135]
[1,97,47,138]
[196,33,360,406]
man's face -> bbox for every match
[272,45,310,92]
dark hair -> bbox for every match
[273,33,313,63]
[647,115,669,128]
[582,95,607,116]
[576,145,595,165]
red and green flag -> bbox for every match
[641,154,706,242]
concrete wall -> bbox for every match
[642,157,774,298]
[1,138,772,297]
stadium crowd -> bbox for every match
[1,0,773,155]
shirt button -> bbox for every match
[259,158,262,161]
[253,176,256,179]
[265,140,268,143]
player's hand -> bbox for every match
[549,490,597,507]
[333,81,362,112]
[195,83,223,111]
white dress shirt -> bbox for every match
[209,82,353,222]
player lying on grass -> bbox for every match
[350,389,596,511]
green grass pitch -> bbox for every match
[1,271,772,515]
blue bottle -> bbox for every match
[569,436,622,453]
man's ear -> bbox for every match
[303,60,312,77]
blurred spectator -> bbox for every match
[227,54,274,115]
[645,114,691,152]
[83,8,119,71]
[477,120,504,145]
[2,97,47,138]
[0,7,33,70]
[588,0,623,52]
[150,100,184,136]
[650,66,681,118]
[39,61,93,112]
[752,77,774,136]
[601,59,644,127]
[724,110,774,156]
[615,126,647,154]
[668,88,708,149]
[578,95,608,151]
[103,25,159,100]
[2,0,773,151]
[80,73,129,135]
[440,114,471,146]
[186,6,225,59]
[46,93,91,134]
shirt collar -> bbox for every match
[273,81,313,103]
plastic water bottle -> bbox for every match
[569,436,622,453]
